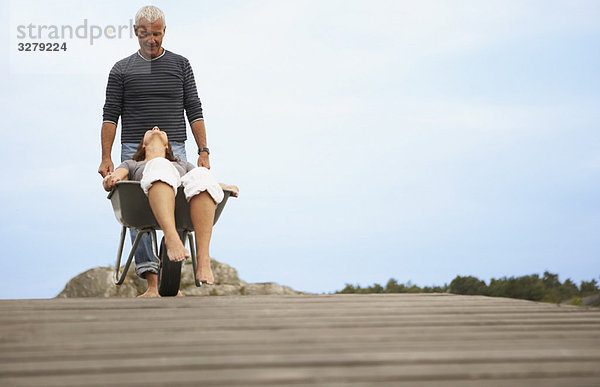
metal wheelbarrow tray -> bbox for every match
[107,181,234,296]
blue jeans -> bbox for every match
[121,142,187,278]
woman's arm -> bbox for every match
[103,167,129,191]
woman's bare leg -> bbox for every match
[190,191,216,284]
[147,182,189,262]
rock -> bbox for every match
[242,283,298,296]
[56,266,146,298]
[180,258,245,288]
[56,258,302,298]
[183,284,243,297]
[583,294,600,307]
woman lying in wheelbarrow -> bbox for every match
[102,126,239,297]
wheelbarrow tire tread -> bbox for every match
[158,238,182,297]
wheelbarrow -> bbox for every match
[107,181,235,296]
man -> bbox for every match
[98,5,212,297]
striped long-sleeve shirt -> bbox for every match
[102,49,204,144]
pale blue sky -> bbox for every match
[0,0,598,299]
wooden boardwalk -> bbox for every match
[1,293,599,386]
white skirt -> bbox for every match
[139,157,224,203]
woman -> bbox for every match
[103,126,238,297]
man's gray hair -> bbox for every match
[135,5,165,26]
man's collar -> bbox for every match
[137,48,166,62]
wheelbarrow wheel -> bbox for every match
[158,237,182,297]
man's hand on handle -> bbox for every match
[197,152,210,169]
[191,120,210,169]
[98,158,114,178]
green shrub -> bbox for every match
[339,284,358,294]
[371,283,384,293]
[542,271,560,289]
[541,291,562,304]
[580,279,599,296]
[560,279,578,300]
[334,273,600,305]
[449,276,487,295]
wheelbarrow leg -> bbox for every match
[114,227,159,285]
[149,229,159,262]
[184,231,201,287]
[114,226,128,285]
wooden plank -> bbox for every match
[3,314,599,331]
[1,303,596,321]
[1,362,600,386]
[2,340,599,363]
[2,348,600,375]
[0,293,582,310]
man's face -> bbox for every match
[134,18,165,59]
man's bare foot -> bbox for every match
[176,290,183,297]
[196,259,215,285]
[165,235,190,262]
[137,288,161,298]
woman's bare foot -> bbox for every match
[176,290,184,297]
[196,259,214,285]
[137,288,161,298]
[165,234,190,262]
